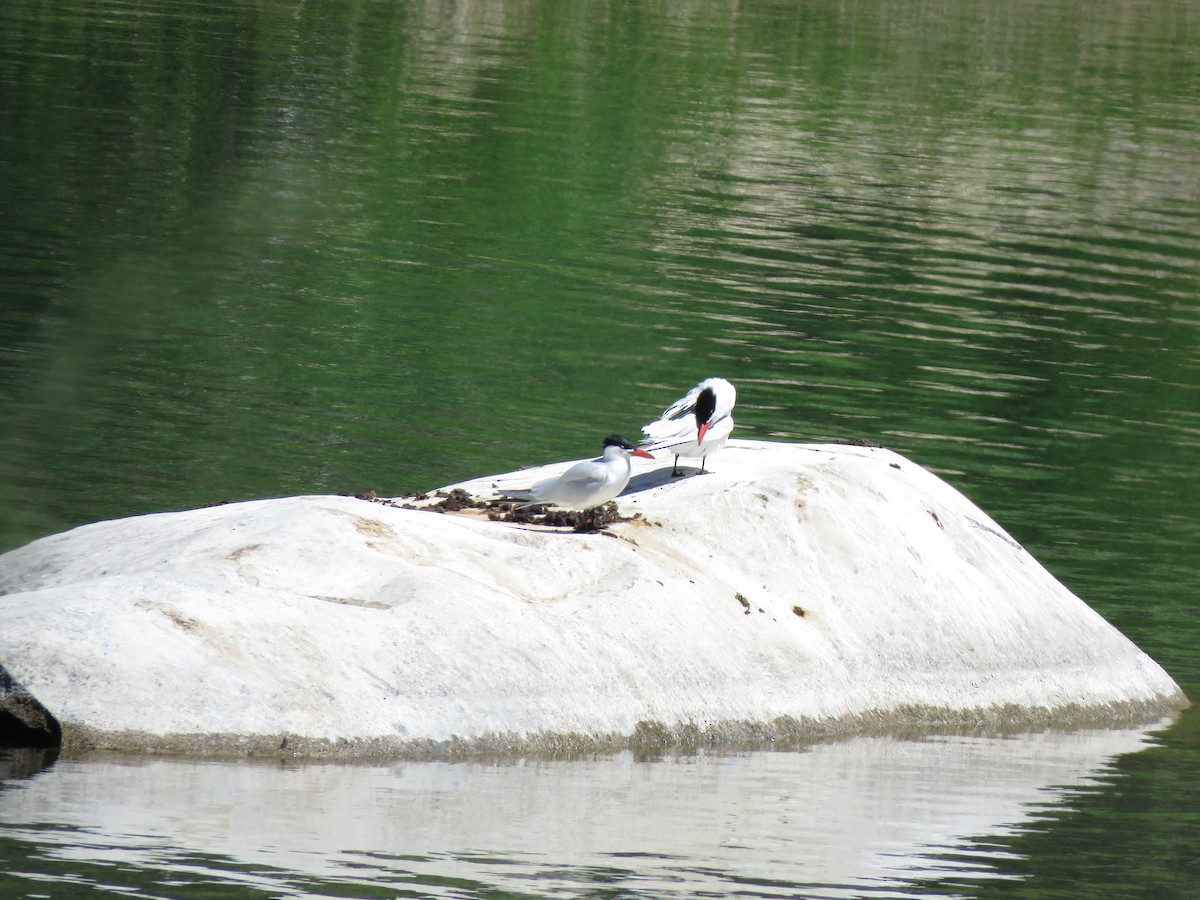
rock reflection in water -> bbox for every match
[0,723,1168,899]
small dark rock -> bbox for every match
[0,665,61,749]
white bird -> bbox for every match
[504,434,654,518]
[640,377,737,476]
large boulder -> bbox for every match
[0,441,1186,757]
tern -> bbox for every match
[640,377,736,476]
[504,435,654,522]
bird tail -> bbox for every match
[491,478,533,500]
[492,476,555,509]
[639,418,680,448]
[639,425,689,453]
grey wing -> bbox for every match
[642,386,701,444]
[658,385,702,421]
[555,460,607,490]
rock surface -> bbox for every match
[0,441,1187,757]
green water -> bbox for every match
[2,0,1199,896]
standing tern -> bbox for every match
[640,377,737,476]
[505,435,654,523]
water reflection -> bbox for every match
[0,725,1168,899]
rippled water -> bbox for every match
[0,725,1174,899]
[2,0,1199,896]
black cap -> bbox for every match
[603,434,637,450]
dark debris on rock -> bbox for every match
[355,489,637,533]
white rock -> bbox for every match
[0,440,1187,756]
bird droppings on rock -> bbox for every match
[501,500,644,533]
[427,489,478,513]
[364,488,638,533]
